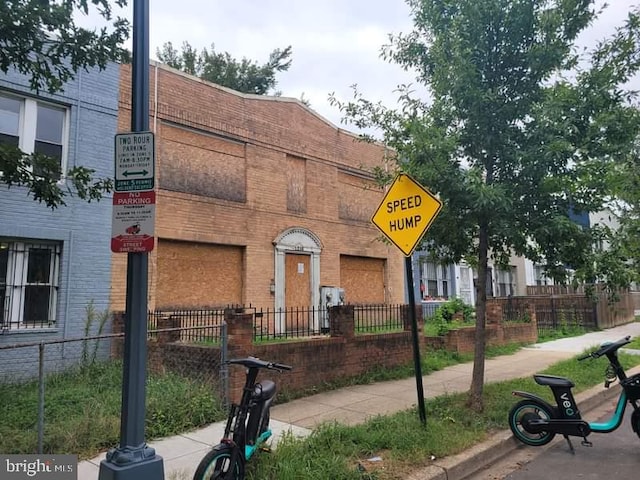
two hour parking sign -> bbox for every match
[111,132,156,253]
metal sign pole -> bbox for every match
[99,1,164,478]
[406,256,427,425]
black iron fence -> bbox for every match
[354,304,404,333]
[147,307,230,344]
[253,306,326,341]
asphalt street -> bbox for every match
[468,404,640,479]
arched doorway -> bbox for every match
[273,227,322,333]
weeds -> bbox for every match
[0,361,225,459]
[248,351,640,480]
[81,300,111,367]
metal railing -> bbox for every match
[354,304,404,333]
[253,306,326,341]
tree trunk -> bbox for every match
[469,219,489,412]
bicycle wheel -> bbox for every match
[631,409,640,440]
[508,399,556,446]
[193,444,244,480]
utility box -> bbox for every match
[319,286,345,333]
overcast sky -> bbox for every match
[81,0,639,131]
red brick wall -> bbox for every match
[111,62,405,312]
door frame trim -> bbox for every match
[273,227,322,333]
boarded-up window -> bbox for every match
[156,239,243,308]
[160,124,246,202]
[286,154,306,213]
[340,255,385,304]
[338,171,381,222]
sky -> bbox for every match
[79,0,639,132]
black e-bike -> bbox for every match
[509,336,640,453]
[193,357,293,480]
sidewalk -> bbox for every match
[79,322,640,479]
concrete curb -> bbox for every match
[409,365,640,480]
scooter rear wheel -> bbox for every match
[508,399,556,446]
[193,443,244,480]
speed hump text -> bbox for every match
[371,174,442,256]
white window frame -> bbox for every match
[533,265,551,286]
[497,266,517,297]
[421,261,450,300]
[0,240,61,329]
[0,91,69,178]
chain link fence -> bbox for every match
[0,323,227,458]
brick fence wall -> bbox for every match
[113,304,538,401]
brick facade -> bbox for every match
[111,62,405,312]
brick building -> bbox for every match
[110,62,405,330]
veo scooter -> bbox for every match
[508,336,640,453]
[193,357,293,480]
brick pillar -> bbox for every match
[157,315,180,343]
[112,312,125,334]
[401,304,423,332]
[486,300,503,324]
[225,309,254,401]
[329,305,355,340]
[527,304,538,343]
[110,312,125,359]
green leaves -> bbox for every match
[0,144,113,209]
[0,1,130,94]
[333,0,640,409]
[156,41,293,96]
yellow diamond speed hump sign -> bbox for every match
[371,173,442,256]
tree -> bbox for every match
[156,41,292,95]
[330,0,640,411]
[0,0,130,208]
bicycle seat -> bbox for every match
[253,380,276,401]
[534,374,574,388]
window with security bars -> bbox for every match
[497,266,517,297]
[0,92,67,178]
[0,241,61,329]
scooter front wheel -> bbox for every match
[193,443,244,480]
[631,409,640,440]
[508,399,556,446]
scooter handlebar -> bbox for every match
[577,336,632,361]
[228,357,293,372]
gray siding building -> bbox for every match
[0,63,119,380]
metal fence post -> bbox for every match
[220,322,229,409]
[37,342,45,454]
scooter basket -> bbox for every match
[621,373,640,401]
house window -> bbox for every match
[421,261,450,300]
[0,240,61,329]
[534,265,550,286]
[0,92,67,177]
[497,266,517,297]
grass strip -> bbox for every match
[248,351,640,480]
